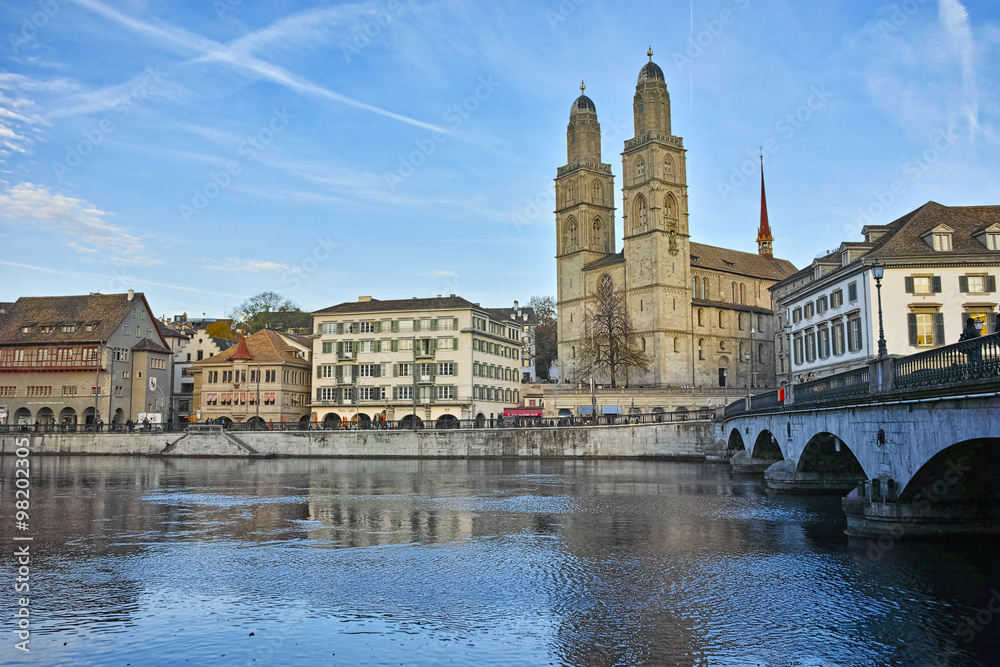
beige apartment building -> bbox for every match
[191,329,313,426]
[310,296,523,426]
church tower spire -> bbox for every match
[757,154,774,258]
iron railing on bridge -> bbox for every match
[894,332,1000,390]
[0,409,713,435]
[794,365,870,405]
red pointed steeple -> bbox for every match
[229,334,253,362]
[757,155,774,258]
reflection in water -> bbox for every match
[0,456,997,666]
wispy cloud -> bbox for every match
[202,258,290,272]
[937,0,979,137]
[428,270,458,277]
[0,183,148,260]
[71,0,447,132]
[0,74,54,160]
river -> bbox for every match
[1,456,997,666]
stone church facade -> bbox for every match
[556,51,798,389]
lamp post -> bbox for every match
[783,322,793,388]
[872,260,888,358]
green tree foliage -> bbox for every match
[230,291,302,333]
[527,295,556,326]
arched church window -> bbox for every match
[664,154,673,178]
[634,195,648,232]
[594,217,608,252]
[635,157,645,183]
[636,93,644,115]
[739,283,745,304]
[567,180,576,204]
[566,218,578,252]
[600,274,613,303]
[731,282,736,302]
[592,180,602,202]
[702,278,708,299]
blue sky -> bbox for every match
[1,0,998,318]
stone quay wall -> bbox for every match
[0,421,719,459]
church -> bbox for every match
[556,50,798,388]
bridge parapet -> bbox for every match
[725,333,1000,417]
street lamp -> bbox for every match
[783,322,793,389]
[871,260,888,358]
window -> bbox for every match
[739,284,744,304]
[437,386,455,400]
[793,308,802,324]
[931,233,952,251]
[359,387,384,401]
[818,327,831,359]
[319,365,335,378]
[848,282,858,302]
[438,318,454,331]
[635,157,645,182]
[398,386,413,400]
[804,302,814,319]
[634,196,648,231]
[816,296,828,315]
[122,325,129,335]
[150,357,166,370]
[398,320,414,333]
[357,364,379,377]
[697,309,704,326]
[985,232,1000,250]
[438,363,455,376]
[719,312,725,328]
[960,275,996,293]
[698,339,704,360]
[322,341,333,354]
[831,290,843,308]
[265,370,276,382]
[908,312,943,347]
[61,324,75,333]
[197,350,203,361]
[905,275,940,294]
[805,331,817,362]
[847,317,863,352]
[832,322,845,356]
[62,385,77,396]
[359,321,375,333]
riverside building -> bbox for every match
[310,296,523,426]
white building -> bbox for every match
[310,296,524,426]
[771,201,1000,383]
[167,328,235,422]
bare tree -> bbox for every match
[580,276,649,387]
[230,291,301,333]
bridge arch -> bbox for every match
[750,430,783,461]
[797,432,866,478]
[899,438,1000,503]
[727,428,746,454]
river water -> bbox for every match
[1,456,997,666]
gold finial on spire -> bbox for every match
[580,80,586,92]
[647,45,653,60]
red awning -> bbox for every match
[503,408,543,417]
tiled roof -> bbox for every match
[314,295,480,315]
[691,298,774,315]
[0,293,154,346]
[278,331,315,350]
[131,337,171,354]
[863,202,1000,261]
[194,329,310,366]
[486,307,539,325]
[583,251,626,271]
[689,242,798,280]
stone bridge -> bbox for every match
[722,334,1000,538]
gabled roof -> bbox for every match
[314,295,481,315]
[193,329,311,367]
[861,201,1000,261]
[689,242,797,280]
[0,292,167,348]
[583,251,625,271]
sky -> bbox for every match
[1,0,998,319]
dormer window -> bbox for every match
[987,233,1000,250]
[841,251,849,267]
[921,224,954,251]
[61,324,76,333]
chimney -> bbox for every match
[358,296,372,302]
[127,289,134,301]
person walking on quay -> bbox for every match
[126,418,134,432]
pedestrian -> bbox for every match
[126,418,134,432]
[97,418,104,433]
[959,317,981,342]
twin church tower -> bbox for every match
[556,50,796,388]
